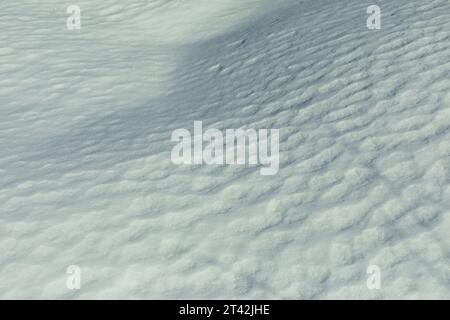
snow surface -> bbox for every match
[1,0,450,299]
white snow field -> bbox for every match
[1,0,450,299]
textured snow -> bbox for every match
[1,0,450,299]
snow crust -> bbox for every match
[1,0,449,299]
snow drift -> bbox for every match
[0,0,449,299]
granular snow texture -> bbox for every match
[0,0,449,299]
